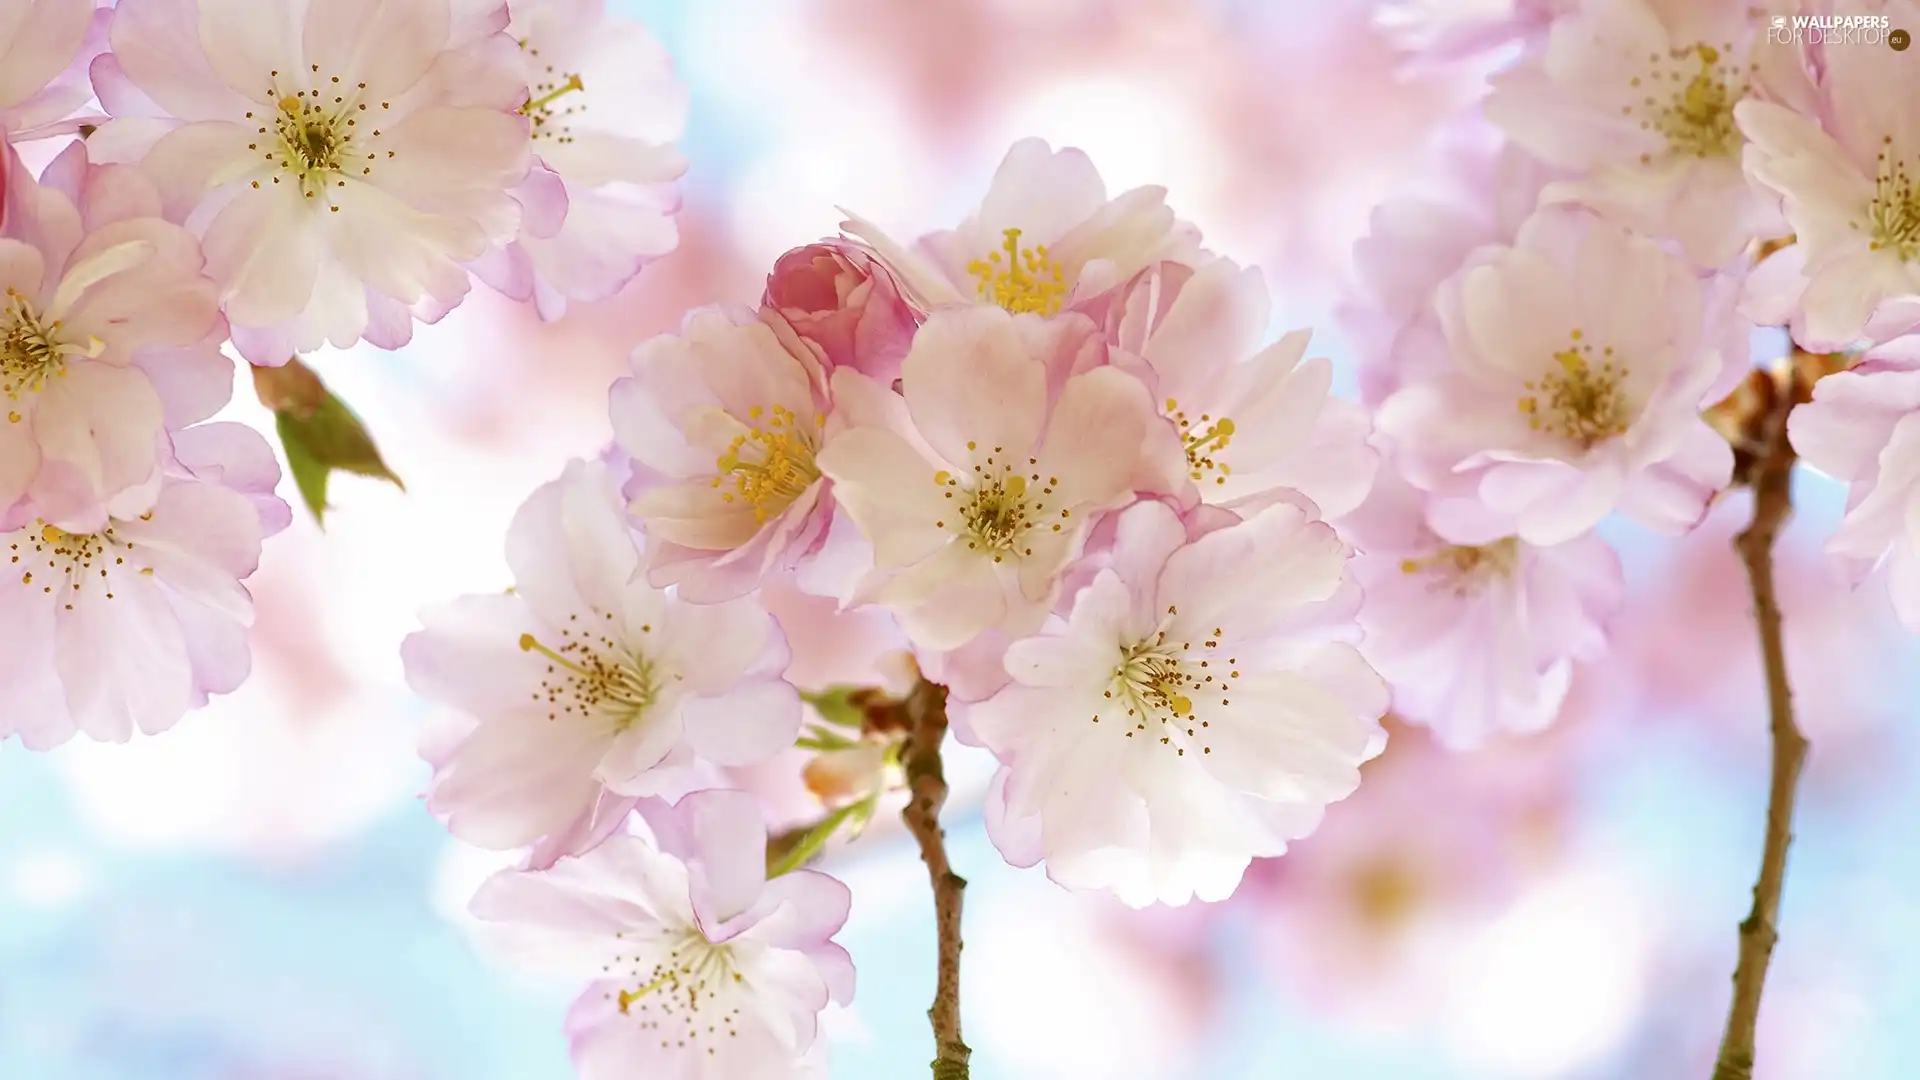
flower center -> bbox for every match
[1866,136,1920,260]
[1628,42,1743,160]
[9,519,142,608]
[1351,857,1425,932]
[247,66,395,208]
[1099,611,1239,757]
[1165,399,1235,486]
[520,41,586,146]
[712,405,823,525]
[518,622,672,730]
[609,928,748,1049]
[1,290,75,424]
[1398,537,1520,597]
[931,443,1067,562]
[966,228,1066,315]
[1517,331,1631,448]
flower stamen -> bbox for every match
[1865,135,1920,259]
[1627,41,1744,161]
[522,73,584,116]
[1105,625,1239,757]
[519,41,587,145]
[519,629,665,728]
[1,288,78,421]
[934,446,1056,562]
[249,70,394,207]
[966,228,1066,315]
[1167,399,1234,485]
[10,519,128,608]
[607,930,745,1045]
[1399,537,1520,597]
[711,404,822,525]
[1518,331,1631,448]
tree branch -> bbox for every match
[899,677,971,1079]
[1711,359,1811,1080]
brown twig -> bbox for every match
[1710,359,1811,1080]
[899,677,971,1079]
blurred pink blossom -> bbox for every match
[1237,716,1577,1023]
[1377,208,1735,545]
[1341,133,1559,408]
[1606,495,1915,805]
[1486,0,1784,268]
[1344,462,1621,749]
[1788,338,1920,629]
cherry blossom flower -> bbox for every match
[841,137,1204,317]
[1374,0,1567,69]
[0,422,285,750]
[815,305,1164,652]
[1486,0,1784,269]
[401,458,802,857]
[1096,257,1378,518]
[89,0,533,363]
[1377,208,1736,545]
[611,306,838,603]
[968,499,1390,908]
[0,0,94,141]
[765,238,920,383]
[1344,463,1621,748]
[1734,5,1920,349]
[1238,716,1574,1022]
[470,0,687,321]
[1786,339,1920,628]
[1,141,226,531]
[469,789,854,1080]
[1341,136,1560,408]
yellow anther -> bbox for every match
[965,228,1067,315]
[1518,346,1631,448]
[521,73,584,115]
[713,405,822,525]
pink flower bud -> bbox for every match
[764,239,920,383]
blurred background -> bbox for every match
[3,0,1919,1077]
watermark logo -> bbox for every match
[1767,13,1907,49]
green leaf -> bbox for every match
[800,686,869,731]
[844,788,882,839]
[255,358,402,527]
[766,800,862,878]
[793,725,861,753]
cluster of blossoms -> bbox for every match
[9,0,1916,1075]
[404,133,1413,1073]
[0,0,684,747]
[1347,0,1920,719]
